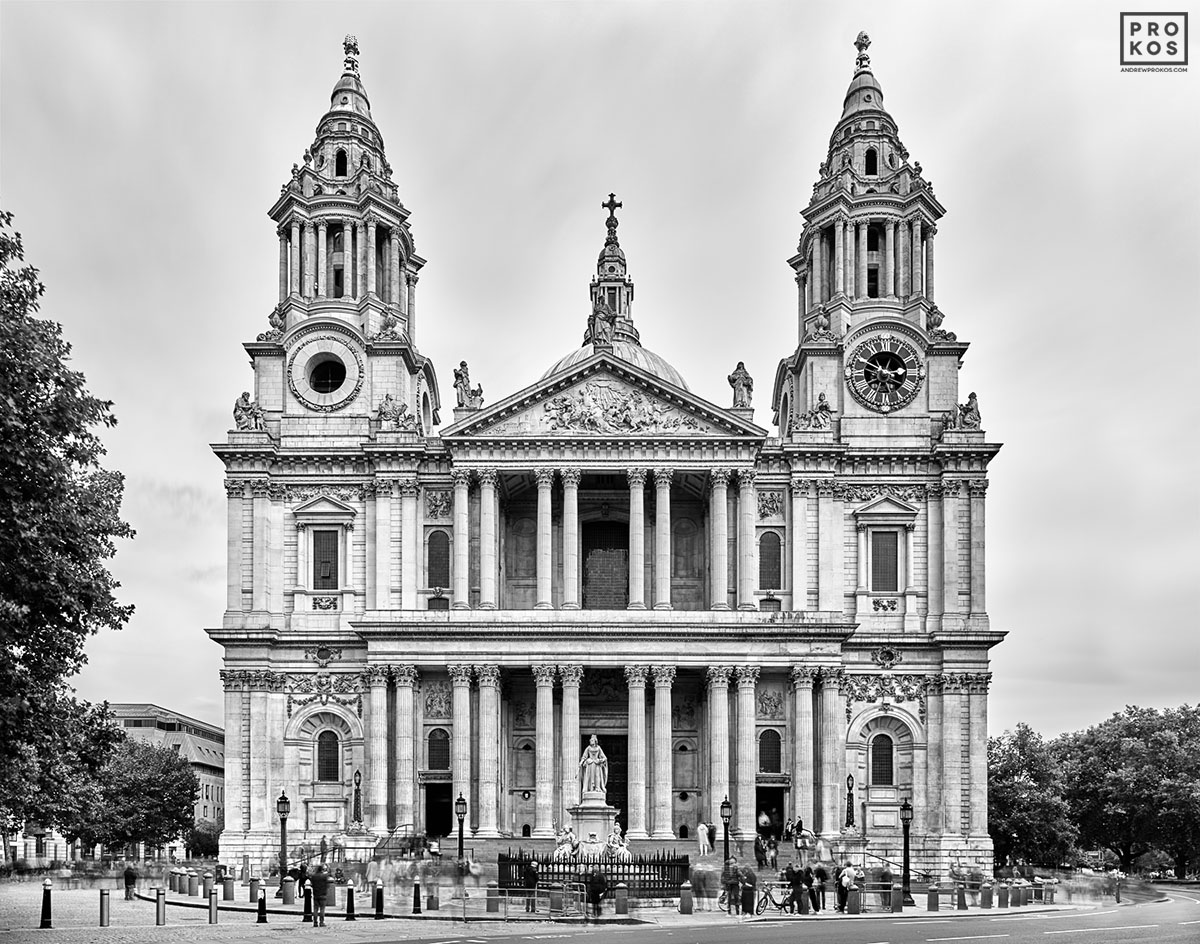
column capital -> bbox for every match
[968,479,989,497]
[819,666,845,688]
[706,665,733,687]
[277,224,288,238]
[651,664,676,687]
[534,468,556,489]
[365,213,381,228]
[450,468,471,488]
[392,664,419,686]
[624,665,649,686]
[710,469,732,488]
[789,478,811,496]
[737,468,757,489]
[790,665,818,688]
[396,477,419,497]
[363,665,390,687]
[627,468,647,488]
[531,664,557,686]
[448,664,473,686]
[559,664,584,686]
[225,480,248,497]
[316,218,329,231]
[735,665,760,688]
[560,468,582,488]
[856,217,869,230]
[474,664,501,687]
[219,669,249,691]
[653,468,674,489]
[926,223,938,237]
[477,468,499,488]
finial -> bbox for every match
[343,34,360,74]
[854,31,871,72]
[602,193,622,244]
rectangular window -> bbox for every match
[427,596,450,611]
[867,267,880,298]
[313,529,339,589]
[871,531,899,592]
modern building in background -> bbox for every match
[210,33,1002,876]
[109,703,226,831]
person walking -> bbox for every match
[814,863,828,911]
[804,865,820,912]
[586,867,608,919]
[123,863,138,901]
[784,861,804,914]
[310,864,330,927]
[722,856,740,915]
[739,862,758,918]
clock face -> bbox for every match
[845,335,924,413]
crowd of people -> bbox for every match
[718,854,867,917]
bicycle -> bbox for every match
[756,881,794,915]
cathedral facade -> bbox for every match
[210,33,1002,877]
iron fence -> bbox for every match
[498,848,690,898]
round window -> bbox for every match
[309,356,346,393]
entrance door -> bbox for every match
[425,784,452,839]
[755,787,787,840]
[582,522,629,609]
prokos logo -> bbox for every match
[1120,12,1188,65]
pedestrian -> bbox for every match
[784,861,804,914]
[586,867,608,919]
[815,863,828,910]
[524,858,540,913]
[722,856,740,915]
[754,834,767,868]
[804,865,820,912]
[123,862,138,901]
[836,861,854,912]
[310,864,330,927]
[767,837,778,872]
[697,820,711,857]
[739,862,757,918]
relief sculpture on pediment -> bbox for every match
[539,380,704,435]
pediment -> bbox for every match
[442,352,766,440]
[292,495,357,517]
[853,495,919,519]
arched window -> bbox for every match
[335,149,348,177]
[870,733,894,785]
[865,147,879,176]
[759,532,782,590]
[758,729,782,773]
[428,531,450,589]
[316,731,340,782]
[672,519,702,578]
[428,728,450,770]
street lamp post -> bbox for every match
[275,792,291,898]
[454,793,467,861]
[719,795,732,862]
[899,797,914,905]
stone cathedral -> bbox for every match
[210,33,1002,876]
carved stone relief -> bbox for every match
[424,681,452,718]
[757,491,784,519]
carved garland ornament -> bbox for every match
[841,673,928,723]
[286,333,365,414]
[286,672,363,718]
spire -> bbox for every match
[841,30,888,121]
[586,193,638,347]
[327,34,373,122]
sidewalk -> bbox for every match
[0,880,1085,944]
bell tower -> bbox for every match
[585,193,639,347]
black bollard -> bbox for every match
[100,888,110,927]
[345,886,356,921]
[413,876,422,915]
[302,886,313,923]
[156,887,166,926]
[256,889,268,924]
[374,883,384,919]
[40,879,53,929]
[209,889,219,924]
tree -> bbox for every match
[186,823,223,858]
[1055,706,1200,874]
[988,722,1077,867]
[0,210,134,836]
[66,740,198,853]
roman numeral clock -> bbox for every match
[844,334,925,413]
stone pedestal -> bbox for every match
[452,407,480,424]
[729,406,754,423]
[568,791,617,850]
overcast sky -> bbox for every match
[2,1,1196,739]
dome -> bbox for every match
[541,341,690,391]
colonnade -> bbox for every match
[276,215,414,312]
[448,467,760,611]
[800,214,936,310]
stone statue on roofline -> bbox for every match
[233,391,265,431]
[453,360,485,409]
[728,361,753,408]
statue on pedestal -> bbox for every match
[233,392,265,431]
[728,361,753,408]
[579,734,608,796]
[453,361,485,409]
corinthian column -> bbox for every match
[364,666,389,829]
[710,470,730,609]
[317,220,328,297]
[706,666,732,826]
[478,469,498,609]
[399,479,418,609]
[219,671,248,831]
[451,469,471,609]
[624,665,649,838]
[856,219,868,299]
[627,469,646,609]
[817,668,845,835]
[289,219,301,296]
[911,217,923,297]
[789,479,808,610]
[278,227,288,302]
[374,480,392,609]
[475,664,501,836]
[393,665,419,830]
[653,468,673,610]
[791,666,816,830]
[560,665,583,821]
[535,469,554,609]
[532,664,556,836]
[366,217,378,296]
[651,665,676,839]
[969,480,988,615]
[967,673,991,835]
[449,664,473,821]
[884,218,896,297]
[833,217,845,296]
[735,665,759,836]
[737,469,757,610]
[561,469,581,609]
[943,673,965,836]
[225,481,245,611]
[925,223,937,302]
